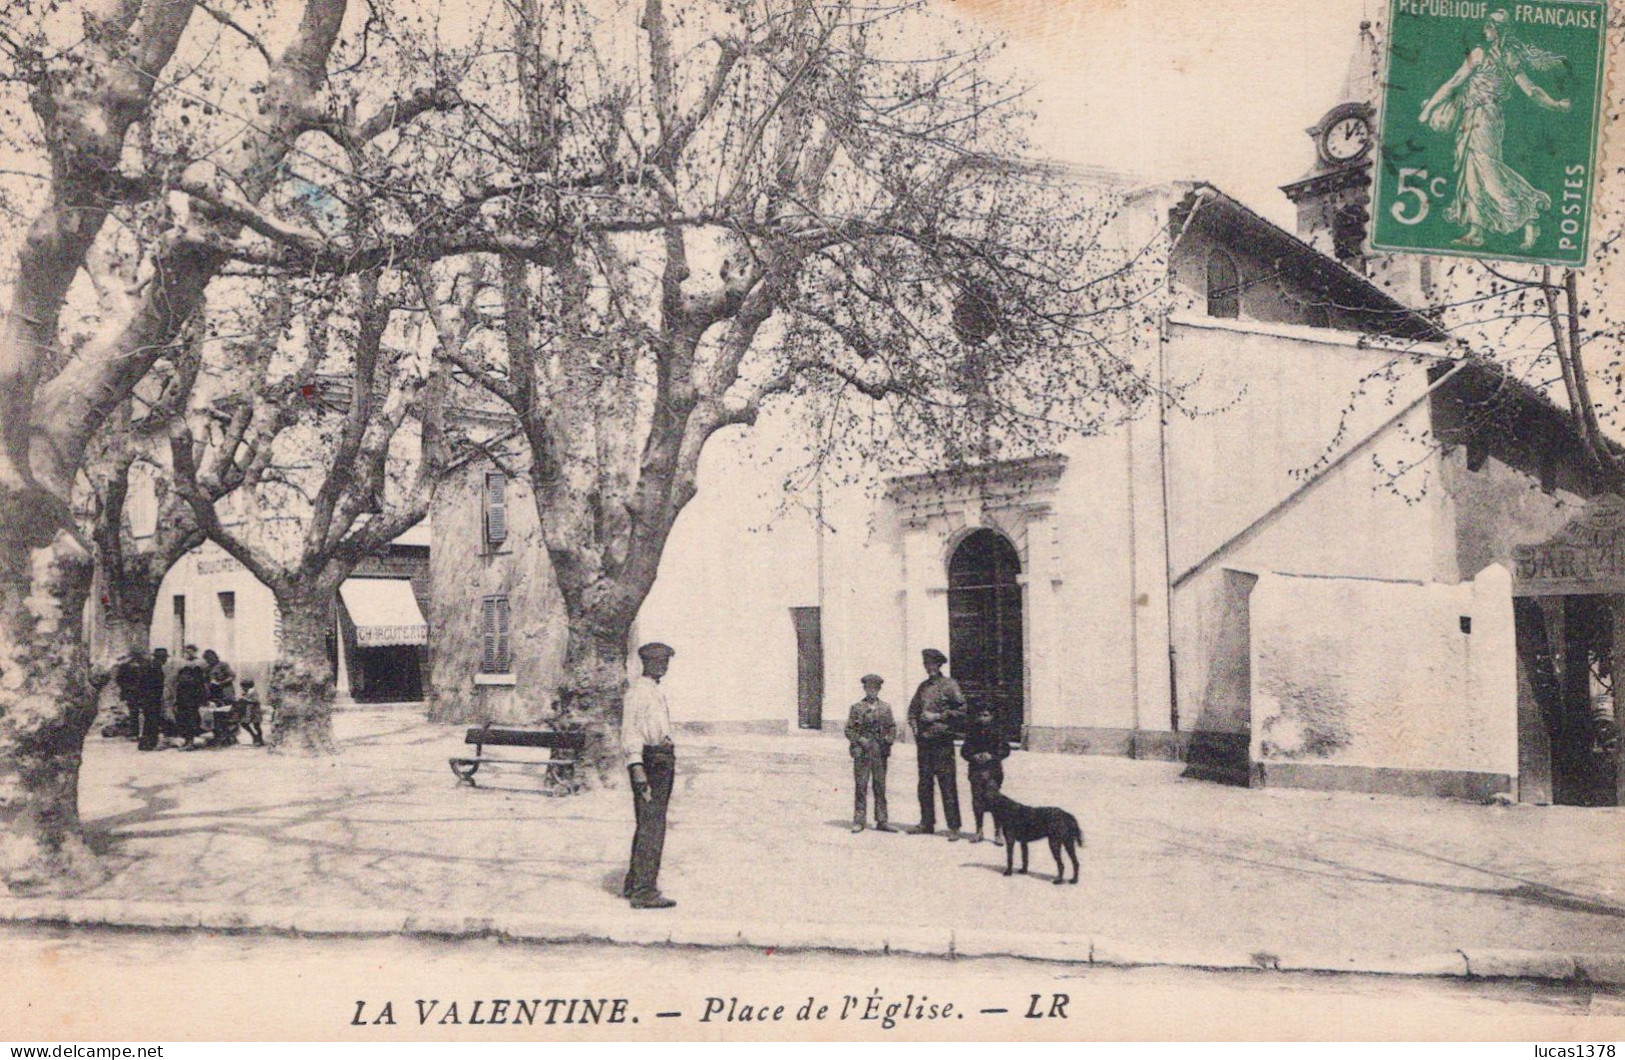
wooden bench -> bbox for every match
[449,725,587,794]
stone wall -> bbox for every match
[1247,565,1517,797]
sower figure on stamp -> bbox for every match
[621,642,678,910]
[907,648,966,841]
[846,674,897,834]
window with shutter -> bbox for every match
[495,596,511,673]
[480,598,496,673]
[483,472,508,549]
[480,595,512,674]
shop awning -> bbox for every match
[339,578,428,647]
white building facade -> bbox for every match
[631,171,1614,804]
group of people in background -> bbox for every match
[110,645,264,751]
[845,648,1010,844]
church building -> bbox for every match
[431,24,1621,806]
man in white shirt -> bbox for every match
[621,641,678,909]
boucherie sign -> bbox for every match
[1513,495,1625,595]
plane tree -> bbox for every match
[0,0,458,889]
[393,0,1158,773]
[168,271,439,754]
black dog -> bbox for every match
[974,775,1083,885]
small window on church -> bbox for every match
[1206,252,1240,319]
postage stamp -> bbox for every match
[1371,0,1608,266]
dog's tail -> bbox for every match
[1067,813,1084,846]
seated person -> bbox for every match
[207,701,240,747]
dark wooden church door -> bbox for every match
[947,529,1024,743]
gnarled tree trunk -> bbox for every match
[268,582,341,756]
[0,526,99,892]
[554,616,634,781]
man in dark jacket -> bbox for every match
[906,648,965,840]
[110,651,143,739]
[134,650,167,752]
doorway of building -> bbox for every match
[350,644,425,703]
[790,606,823,730]
[1515,595,1618,807]
[947,529,1024,743]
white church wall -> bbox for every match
[816,487,908,733]
[640,178,1185,740]
[1247,565,1517,798]
[1163,316,1446,583]
[1038,428,1143,747]
[1161,317,1463,763]
[1174,568,1259,784]
[636,422,820,730]
[1126,391,1178,745]
[1018,185,1181,753]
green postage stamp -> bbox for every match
[1371,0,1608,267]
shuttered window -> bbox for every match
[483,472,508,549]
[480,595,511,674]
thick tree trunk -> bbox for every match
[269,587,339,756]
[554,620,631,783]
[0,525,100,893]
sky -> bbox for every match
[944,0,1382,230]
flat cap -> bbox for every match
[921,648,947,665]
[637,642,676,662]
[860,673,884,685]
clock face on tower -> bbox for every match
[1321,113,1372,163]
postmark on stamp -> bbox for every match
[1371,0,1608,266]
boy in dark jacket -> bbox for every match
[960,707,1011,844]
[845,675,897,833]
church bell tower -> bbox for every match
[1281,20,1433,305]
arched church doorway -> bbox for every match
[947,529,1024,743]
